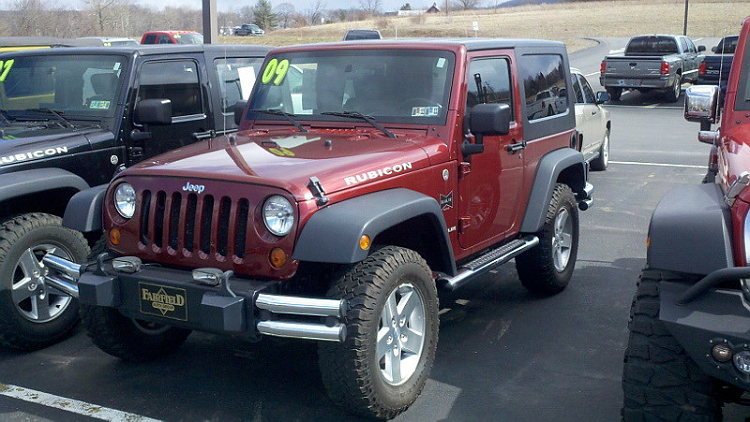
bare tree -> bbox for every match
[453,0,480,10]
[359,0,381,16]
[307,0,325,26]
[275,3,295,29]
[12,0,47,36]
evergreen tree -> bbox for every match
[252,0,277,31]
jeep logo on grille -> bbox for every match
[182,182,205,194]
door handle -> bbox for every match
[591,111,597,115]
[507,140,526,152]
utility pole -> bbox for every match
[683,0,689,35]
[202,0,218,43]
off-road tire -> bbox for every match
[318,246,439,420]
[665,74,682,103]
[0,213,89,351]
[516,184,579,295]
[81,305,191,362]
[590,129,610,171]
[606,87,622,101]
[622,269,723,421]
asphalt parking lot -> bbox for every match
[2,37,748,421]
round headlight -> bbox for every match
[263,195,294,236]
[114,182,136,219]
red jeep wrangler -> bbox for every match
[622,16,750,420]
[50,39,592,418]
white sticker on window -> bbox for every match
[436,58,446,68]
[237,66,256,100]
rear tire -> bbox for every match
[590,129,610,171]
[81,305,191,362]
[606,87,622,101]
[516,184,578,295]
[664,74,682,103]
[0,213,89,351]
[318,246,438,419]
[622,269,723,421]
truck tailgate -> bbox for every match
[604,56,664,78]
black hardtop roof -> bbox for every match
[270,38,565,52]
[0,36,101,48]
[0,43,271,58]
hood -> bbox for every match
[124,128,449,200]
[0,124,105,169]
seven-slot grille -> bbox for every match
[139,189,250,259]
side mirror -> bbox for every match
[698,45,706,52]
[463,103,511,157]
[595,91,610,104]
[232,100,247,126]
[469,103,511,137]
[135,99,172,125]
[684,85,719,124]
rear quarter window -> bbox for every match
[519,54,568,121]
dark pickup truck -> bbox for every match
[0,44,270,351]
[697,35,738,91]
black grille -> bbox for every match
[139,190,249,259]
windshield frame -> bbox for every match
[245,47,457,127]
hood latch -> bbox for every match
[308,176,330,206]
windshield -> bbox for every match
[247,49,455,125]
[175,33,203,44]
[0,54,127,120]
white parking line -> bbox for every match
[0,383,160,421]
[610,160,705,169]
[602,104,682,109]
[585,71,600,78]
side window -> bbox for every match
[143,34,156,44]
[158,35,172,44]
[686,38,697,53]
[520,54,568,121]
[680,37,689,53]
[570,74,583,104]
[214,57,264,110]
[577,74,596,104]
[466,57,513,120]
[138,60,204,118]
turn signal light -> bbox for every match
[109,228,120,246]
[600,60,606,74]
[698,62,707,76]
[359,235,371,250]
[270,248,288,268]
[660,61,670,75]
[712,344,733,362]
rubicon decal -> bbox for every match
[440,192,453,210]
[0,146,68,166]
[344,162,413,186]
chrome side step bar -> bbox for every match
[439,235,539,291]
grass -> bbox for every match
[218,0,750,52]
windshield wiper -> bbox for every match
[321,111,396,138]
[24,108,74,128]
[251,109,308,132]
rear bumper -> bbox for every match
[661,280,750,390]
[44,255,347,342]
[600,74,673,89]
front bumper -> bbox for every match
[43,255,347,342]
[661,280,750,390]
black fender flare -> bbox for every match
[293,188,456,275]
[520,148,588,233]
[62,184,108,233]
[647,183,734,275]
[0,167,89,205]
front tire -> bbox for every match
[318,246,439,419]
[590,129,610,171]
[0,213,89,351]
[622,269,723,421]
[516,184,579,295]
[81,305,191,362]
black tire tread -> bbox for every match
[81,305,191,362]
[622,269,723,421]
[0,213,89,351]
[516,184,578,295]
[318,246,437,420]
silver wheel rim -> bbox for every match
[11,244,74,323]
[552,208,573,272]
[377,283,426,386]
[674,77,681,98]
[602,133,610,166]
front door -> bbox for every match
[128,59,210,164]
[458,53,525,250]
